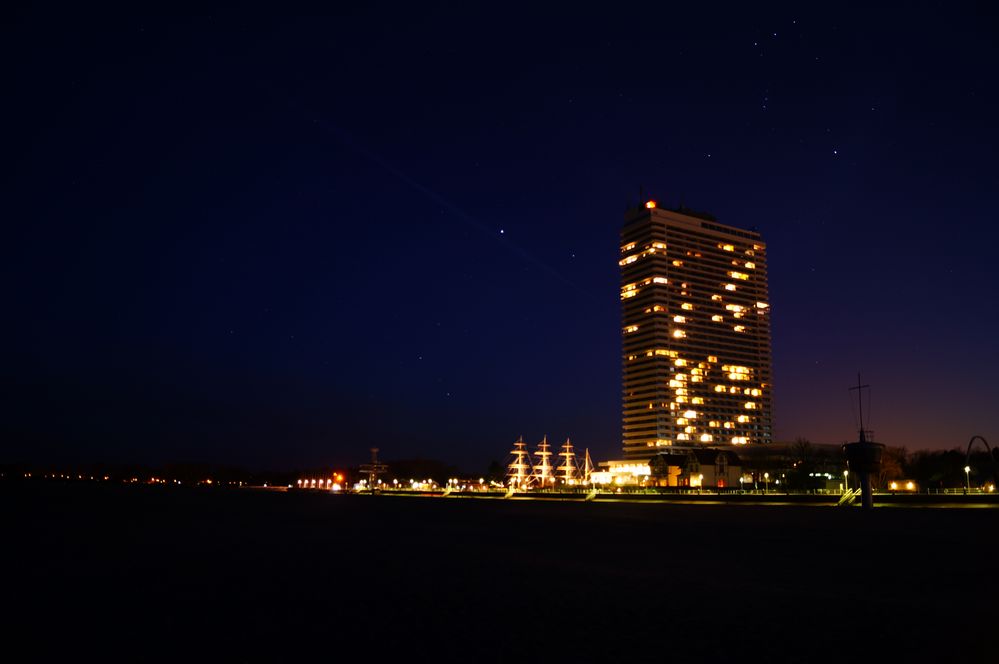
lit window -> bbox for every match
[674,359,687,367]
[725,304,744,312]
[745,262,755,269]
[714,385,726,392]
[707,355,718,363]
[744,402,757,409]
[652,305,665,312]
[733,325,746,332]
[711,294,723,301]
[750,388,761,397]
[676,433,690,441]
[728,271,749,280]
[672,260,683,267]
[683,410,697,419]
[725,284,737,291]
[652,277,668,284]
[731,436,748,445]
[673,330,686,338]
[625,325,639,333]
[684,426,695,434]
[756,302,769,309]
[708,421,720,428]
[724,422,733,429]
[652,242,667,250]
[669,380,683,388]
[681,303,693,310]
[733,312,743,319]
[621,242,636,252]
[675,396,688,403]
[719,243,735,251]
[673,315,686,323]
[621,290,637,299]
[645,200,656,209]
[753,244,762,250]
[619,255,638,266]
[676,418,688,425]
[699,434,713,443]
[711,315,723,322]
[691,397,704,404]
[737,415,749,423]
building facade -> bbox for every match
[620,201,772,459]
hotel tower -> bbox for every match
[620,200,772,459]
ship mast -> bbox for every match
[506,436,532,488]
[531,435,554,488]
[557,437,580,485]
[583,448,594,485]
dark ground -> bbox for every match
[5,484,997,662]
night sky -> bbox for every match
[4,5,998,471]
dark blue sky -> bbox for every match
[4,4,998,471]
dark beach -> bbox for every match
[6,483,996,661]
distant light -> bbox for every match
[645,200,656,209]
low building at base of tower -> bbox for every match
[593,448,745,488]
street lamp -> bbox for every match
[964,465,971,494]
[763,472,769,494]
[843,469,849,494]
[739,476,744,493]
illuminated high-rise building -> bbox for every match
[620,200,772,459]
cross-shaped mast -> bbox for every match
[848,373,870,442]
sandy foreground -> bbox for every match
[6,484,997,661]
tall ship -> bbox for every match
[556,438,580,485]
[506,436,532,488]
[530,436,554,488]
